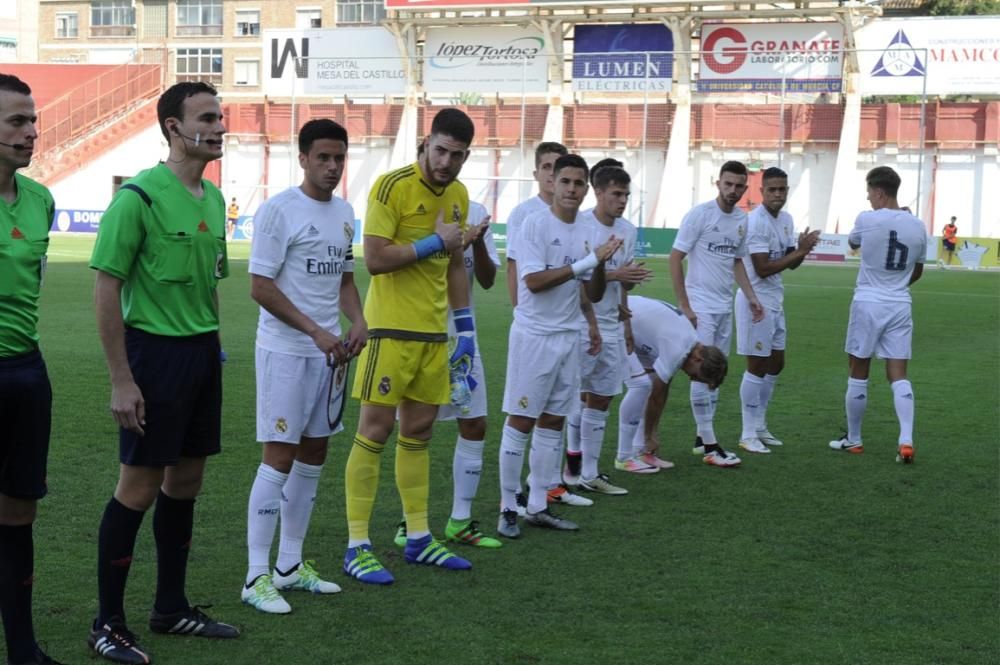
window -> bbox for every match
[234,9,259,36]
[176,0,222,37]
[176,47,223,84]
[337,0,385,25]
[234,59,259,86]
[56,12,79,38]
[90,0,135,37]
[296,8,322,29]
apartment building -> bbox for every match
[37,0,386,94]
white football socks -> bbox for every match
[891,379,915,445]
[498,423,529,513]
[277,460,323,574]
[246,463,287,585]
[846,377,868,443]
[451,436,484,522]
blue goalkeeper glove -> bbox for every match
[450,307,476,389]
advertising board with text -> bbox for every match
[698,22,844,93]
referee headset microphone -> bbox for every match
[0,140,26,150]
[171,124,201,147]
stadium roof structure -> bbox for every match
[384,0,883,26]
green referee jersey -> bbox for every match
[90,163,229,336]
[0,173,54,356]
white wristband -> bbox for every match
[571,252,600,277]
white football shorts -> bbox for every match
[256,346,345,443]
[503,326,579,418]
[845,299,913,360]
[735,293,786,357]
[579,333,626,397]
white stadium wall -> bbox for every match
[51,133,998,240]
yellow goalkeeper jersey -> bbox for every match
[363,162,468,340]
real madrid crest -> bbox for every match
[584,240,591,254]
[452,204,462,224]
[738,225,745,237]
[344,221,354,243]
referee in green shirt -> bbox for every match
[0,74,65,665]
[88,82,239,665]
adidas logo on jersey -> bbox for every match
[551,238,562,246]
[416,203,427,214]
[307,225,320,235]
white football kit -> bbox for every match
[503,208,593,418]
[736,205,795,357]
[439,202,500,421]
[578,210,637,397]
[504,195,548,262]
[673,200,748,352]
[845,208,927,359]
[249,187,356,442]
[628,296,699,384]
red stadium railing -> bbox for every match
[35,62,162,160]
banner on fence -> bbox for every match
[698,22,844,93]
[423,26,548,93]
[263,28,406,97]
[52,209,102,233]
[571,24,673,92]
[953,238,1000,269]
[856,17,1000,96]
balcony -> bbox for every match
[176,24,223,37]
[89,25,135,37]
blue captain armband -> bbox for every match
[413,233,445,260]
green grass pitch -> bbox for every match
[25,234,1000,664]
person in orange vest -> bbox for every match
[942,216,958,266]
[226,197,239,240]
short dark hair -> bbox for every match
[0,74,31,97]
[761,166,787,182]
[553,154,589,180]
[698,346,728,390]
[593,166,630,190]
[430,108,475,146]
[950,216,957,222]
[534,141,568,167]
[589,157,624,186]
[299,118,348,154]
[866,166,901,198]
[719,161,748,178]
[157,81,218,141]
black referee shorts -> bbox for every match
[0,349,52,500]
[120,328,222,467]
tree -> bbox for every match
[923,0,1000,15]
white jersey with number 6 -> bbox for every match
[849,209,927,304]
